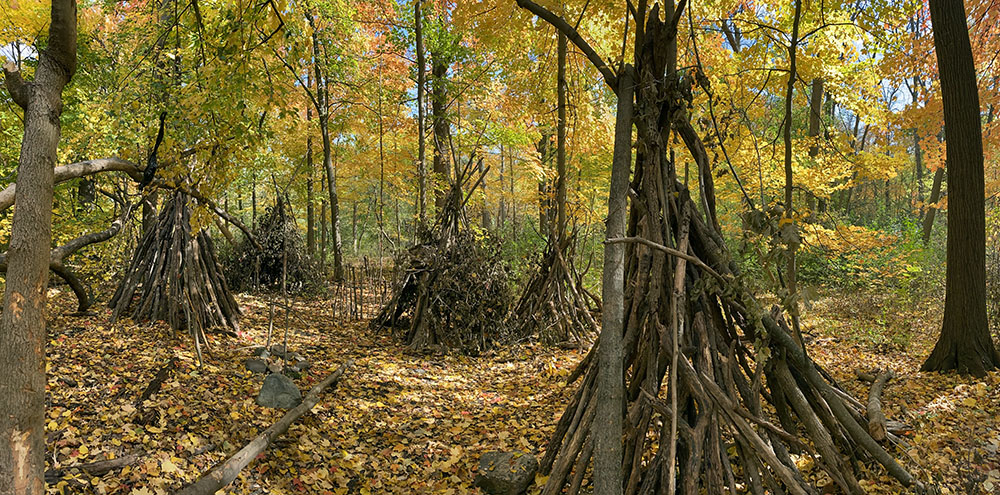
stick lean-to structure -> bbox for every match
[515,1,930,494]
[110,192,240,349]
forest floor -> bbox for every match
[42,285,1000,494]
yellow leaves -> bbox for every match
[160,457,178,474]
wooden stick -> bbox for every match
[174,361,353,495]
[867,370,894,442]
[45,452,142,483]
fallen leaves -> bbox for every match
[43,289,583,494]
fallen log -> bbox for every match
[866,369,895,442]
[45,452,142,483]
[174,361,353,495]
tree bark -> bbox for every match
[782,0,804,339]
[415,0,427,227]
[306,71,315,256]
[0,1,77,492]
[431,52,450,212]
[555,32,568,242]
[593,65,633,495]
[808,77,823,216]
[921,166,945,244]
[308,12,344,281]
[921,0,1000,376]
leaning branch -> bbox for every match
[514,0,618,91]
[0,157,261,251]
[175,361,354,495]
[0,157,141,212]
[0,203,134,312]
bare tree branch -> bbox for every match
[2,62,28,109]
[514,0,618,91]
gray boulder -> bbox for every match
[474,451,538,495]
[269,344,289,359]
[256,373,302,409]
[245,358,268,374]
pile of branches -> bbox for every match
[518,3,929,494]
[110,192,240,349]
[222,197,320,292]
[372,158,514,354]
[509,233,598,344]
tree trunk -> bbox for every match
[0,1,77,492]
[921,0,999,376]
[306,72,315,256]
[308,12,344,281]
[593,65,633,495]
[555,32,568,242]
[782,0,804,339]
[415,0,427,227]
[808,77,823,216]
[431,52,450,212]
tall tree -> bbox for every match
[594,65,633,495]
[555,32,568,242]
[415,0,427,227]
[306,72,316,257]
[431,51,451,211]
[307,11,345,281]
[921,0,1000,375]
[0,0,78,492]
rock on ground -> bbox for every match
[474,451,538,495]
[256,373,302,409]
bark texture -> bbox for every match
[0,1,77,492]
[921,0,1000,376]
[593,65,633,495]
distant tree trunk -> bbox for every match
[415,0,427,227]
[921,155,945,244]
[914,129,924,215]
[921,0,1000,376]
[0,0,77,492]
[306,73,315,256]
[782,0,804,338]
[431,52,450,212]
[593,64,633,495]
[536,129,555,235]
[808,77,823,216]
[498,143,507,229]
[555,32,568,242]
[308,12,344,281]
[479,158,492,229]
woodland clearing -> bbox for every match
[41,285,1000,494]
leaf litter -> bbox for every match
[43,284,1000,493]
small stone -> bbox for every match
[269,344,289,359]
[245,358,268,374]
[474,451,538,495]
[293,360,311,372]
[256,373,302,409]
[252,346,270,358]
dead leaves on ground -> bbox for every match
[43,290,582,494]
[44,284,1000,494]
[803,288,1000,494]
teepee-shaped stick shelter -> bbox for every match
[110,192,240,347]
[513,2,930,494]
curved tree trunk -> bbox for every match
[921,0,1000,376]
[0,1,77,492]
